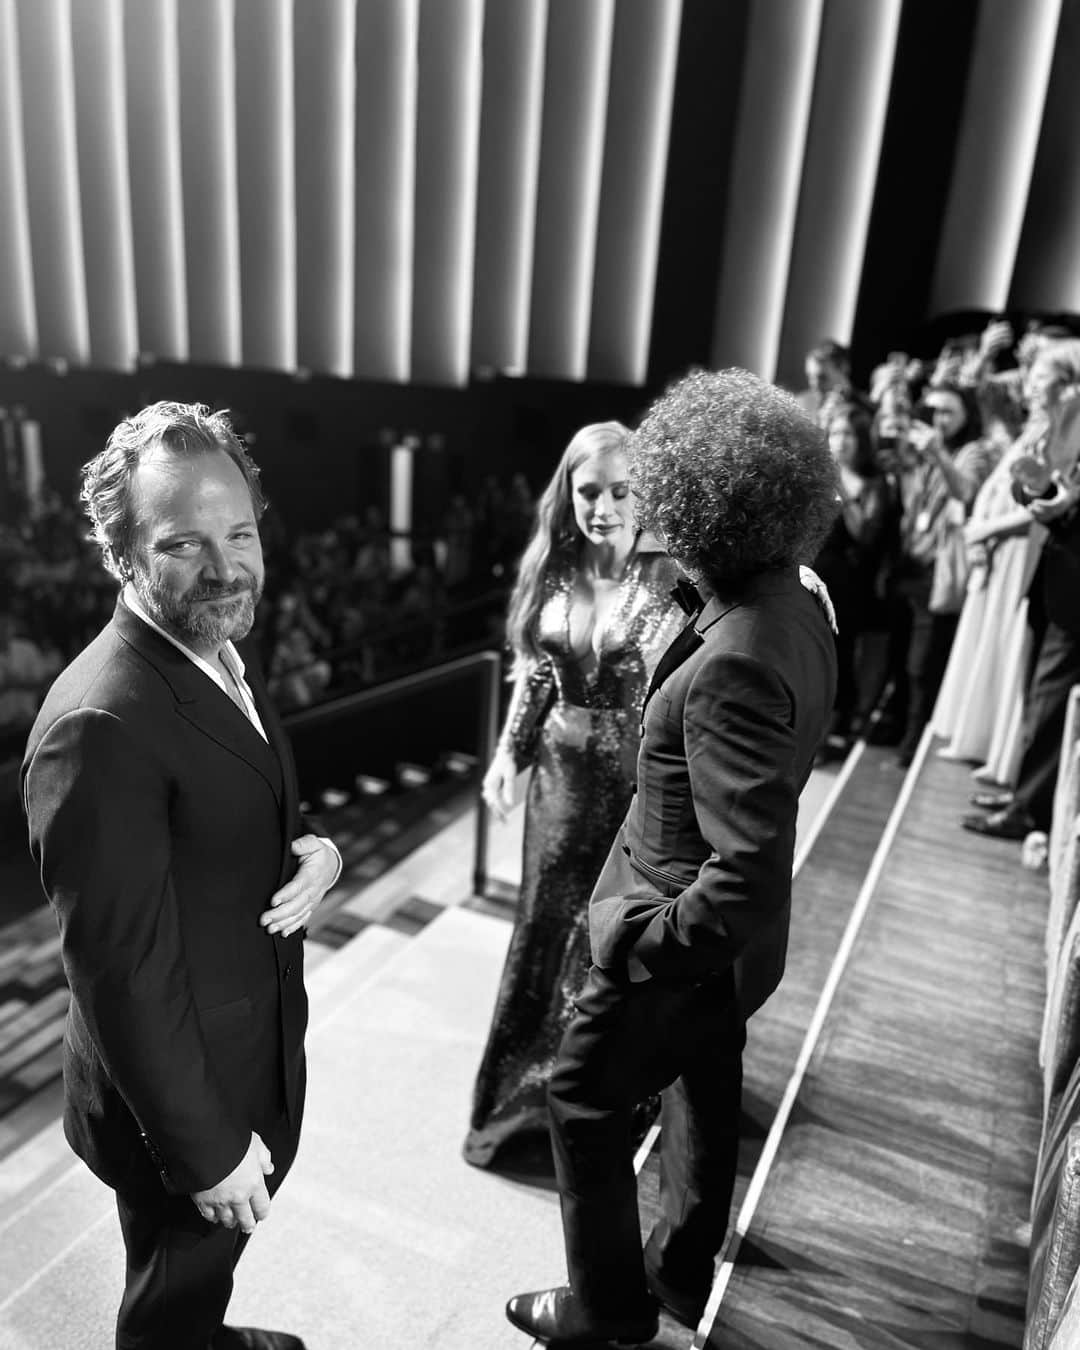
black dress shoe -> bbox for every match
[970,789,1014,811]
[645,1268,708,1330]
[960,806,1035,841]
[212,1328,306,1350]
[505,1285,658,1346]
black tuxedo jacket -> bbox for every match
[22,598,307,1195]
[589,567,836,1018]
[1034,395,1080,635]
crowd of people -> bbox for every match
[791,320,1080,868]
[0,468,534,749]
[12,334,1080,1347]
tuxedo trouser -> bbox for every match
[113,1109,300,1350]
[547,964,745,1321]
[1015,621,1080,831]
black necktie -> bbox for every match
[644,617,704,708]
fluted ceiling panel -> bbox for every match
[587,0,682,386]
[70,0,137,370]
[353,0,418,383]
[930,0,1062,315]
[123,0,188,361]
[2,1,1080,393]
[15,0,90,366]
[178,0,242,367]
[710,0,824,380]
[470,0,547,377]
[0,0,38,358]
[235,0,296,372]
[776,0,902,380]
[1009,0,1080,315]
[295,0,356,377]
[527,0,616,381]
[412,0,484,387]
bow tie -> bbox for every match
[670,577,703,617]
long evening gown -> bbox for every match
[463,543,683,1169]
[933,436,1046,776]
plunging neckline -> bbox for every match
[566,551,638,680]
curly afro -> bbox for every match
[629,368,839,587]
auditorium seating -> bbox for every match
[1025,685,1080,1348]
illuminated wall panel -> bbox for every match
[14,0,90,363]
[588,0,681,385]
[295,0,357,377]
[930,0,1062,315]
[354,0,419,383]
[710,0,824,381]
[178,0,241,366]
[412,0,483,387]
[0,0,38,358]
[235,0,295,371]
[70,0,136,370]
[528,0,616,381]
[1009,0,1080,314]
[776,0,901,388]
[124,0,188,360]
[470,0,547,377]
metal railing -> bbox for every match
[282,647,504,897]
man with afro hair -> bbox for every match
[506,368,839,1346]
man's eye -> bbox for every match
[167,541,199,554]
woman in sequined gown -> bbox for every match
[463,422,685,1170]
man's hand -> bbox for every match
[191,1131,273,1234]
[260,834,339,936]
[1029,475,1080,525]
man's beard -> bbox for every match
[134,568,262,651]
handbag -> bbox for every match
[928,500,970,615]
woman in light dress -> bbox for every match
[934,341,1080,781]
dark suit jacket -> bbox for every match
[589,567,837,1018]
[1033,395,1080,635]
[22,598,307,1195]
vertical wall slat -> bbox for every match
[709,0,825,381]
[177,0,241,366]
[930,0,1062,316]
[528,0,616,381]
[775,0,902,388]
[588,0,682,385]
[70,0,137,370]
[411,0,484,387]
[353,0,419,383]
[0,0,38,359]
[234,0,295,372]
[124,0,188,361]
[1008,0,1080,316]
[15,0,90,364]
[295,0,357,377]
[470,0,547,377]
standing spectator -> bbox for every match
[891,385,996,766]
[813,403,890,753]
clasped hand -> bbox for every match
[192,1130,273,1234]
[1028,474,1080,525]
[259,834,339,937]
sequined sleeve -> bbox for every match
[496,660,556,770]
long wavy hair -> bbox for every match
[504,421,630,673]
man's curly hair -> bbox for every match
[629,368,839,587]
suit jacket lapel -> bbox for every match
[112,599,285,809]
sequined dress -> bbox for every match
[463,544,684,1168]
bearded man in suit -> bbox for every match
[506,369,839,1347]
[22,402,341,1350]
